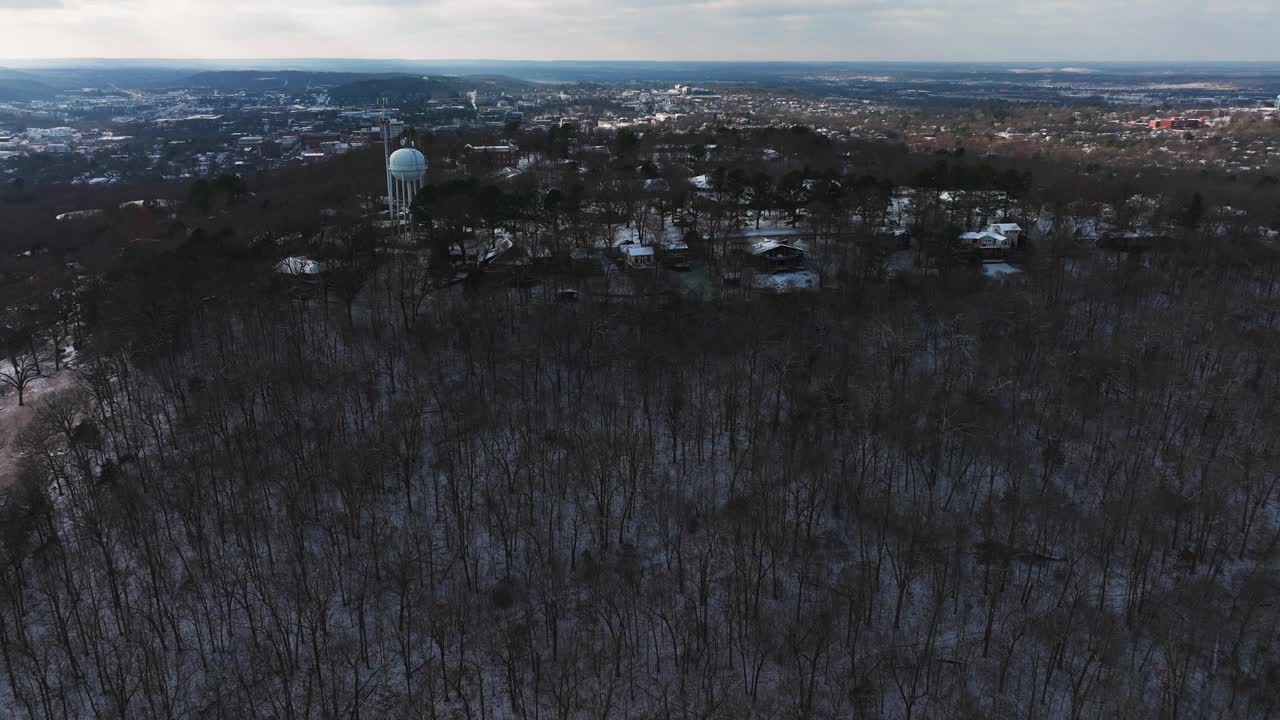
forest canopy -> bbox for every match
[1,123,1279,720]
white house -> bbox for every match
[620,244,656,269]
[986,223,1023,246]
[960,230,1011,260]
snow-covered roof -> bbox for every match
[689,175,712,190]
[56,209,105,221]
[750,239,807,256]
[989,223,1023,233]
[120,199,177,210]
[962,231,1007,242]
[621,245,655,257]
[479,237,515,265]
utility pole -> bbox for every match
[381,107,394,222]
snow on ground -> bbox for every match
[608,225,685,249]
[738,224,809,238]
[119,199,177,210]
[0,371,77,489]
[274,256,325,275]
[751,268,820,293]
[55,209,105,222]
[886,250,916,277]
[982,262,1023,278]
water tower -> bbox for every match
[381,117,427,241]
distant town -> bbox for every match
[4,64,1280,189]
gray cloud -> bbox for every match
[0,0,1276,60]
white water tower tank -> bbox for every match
[388,147,427,182]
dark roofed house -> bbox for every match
[301,133,342,150]
[748,239,807,267]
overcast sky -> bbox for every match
[0,0,1276,61]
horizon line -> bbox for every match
[4,57,1280,65]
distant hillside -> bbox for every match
[0,69,58,101]
[328,74,533,104]
[327,75,466,104]
[14,66,194,91]
[176,69,534,100]
[180,70,403,93]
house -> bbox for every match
[464,143,519,169]
[471,237,540,286]
[1149,117,1204,130]
[620,244,656,269]
[688,175,713,191]
[643,178,671,193]
[478,237,518,266]
[876,226,912,248]
[658,238,692,269]
[748,239,807,267]
[1030,216,1100,246]
[959,230,1011,261]
[986,223,1023,247]
[1097,229,1167,252]
[300,133,341,150]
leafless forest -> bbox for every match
[2,130,1280,719]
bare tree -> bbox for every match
[0,354,40,407]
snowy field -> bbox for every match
[982,262,1023,278]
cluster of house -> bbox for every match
[616,234,806,273]
[619,236,693,270]
[1148,117,1206,131]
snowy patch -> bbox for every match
[886,250,916,277]
[751,268,819,293]
[59,343,78,368]
[119,199,177,210]
[982,262,1023,278]
[738,225,808,238]
[55,209,105,222]
[275,256,325,275]
[611,225,685,249]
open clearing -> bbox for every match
[0,371,77,490]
